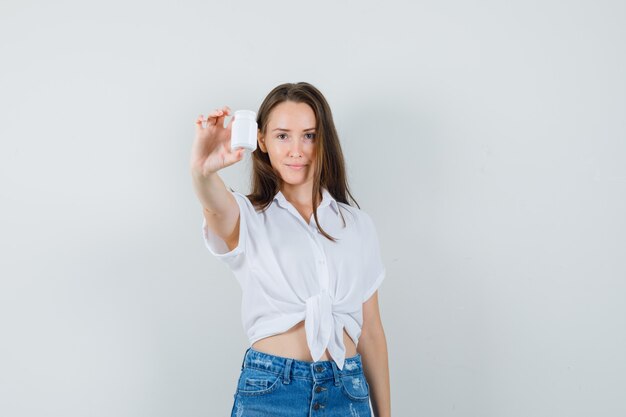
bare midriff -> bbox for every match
[251,320,357,362]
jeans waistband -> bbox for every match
[240,347,364,384]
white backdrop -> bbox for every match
[1,0,625,416]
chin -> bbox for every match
[281,175,312,185]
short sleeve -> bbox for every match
[361,211,386,303]
[201,189,249,272]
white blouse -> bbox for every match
[201,186,386,370]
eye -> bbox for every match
[277,133,287,140]
[305,133,316,140]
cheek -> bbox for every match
[270,142,289,153]
[305,143,317,155]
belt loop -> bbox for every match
[241,347,251,370]
[283,358,293,384]
[331,360,341,386]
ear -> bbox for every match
[258,130,267,153]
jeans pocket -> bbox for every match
[340,372,370,401]
[236,367,283,397]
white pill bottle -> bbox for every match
[230,110,258,152]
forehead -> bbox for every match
[267,101,316,128]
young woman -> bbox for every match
[190,82,391,417]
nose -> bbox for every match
[289,139,303,157]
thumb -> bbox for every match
[223,148,245,167]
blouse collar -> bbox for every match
[273,187,340,216]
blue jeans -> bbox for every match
[230,347,372,417]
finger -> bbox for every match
[206,108,224,126]
[216,108,230,127]
[196,114,207,130]
[224,147,245,166]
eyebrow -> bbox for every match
[272,127,316,132]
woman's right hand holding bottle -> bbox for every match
[190,105,245,179]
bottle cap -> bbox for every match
[234,110,256,120]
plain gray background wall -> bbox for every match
[1,0,624,416]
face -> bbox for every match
[258,101,317,187]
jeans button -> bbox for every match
[313,403,321,410]
[315,385,322,393]
[315,365,324,372]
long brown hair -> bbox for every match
[244,82,360,242]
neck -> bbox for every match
[281,183,321,208]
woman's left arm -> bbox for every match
[357,290,391,417]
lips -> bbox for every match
[287,164,306,170]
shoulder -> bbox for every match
[229,189,271,218]
[231,190,251,206]
[227,189,257,211]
